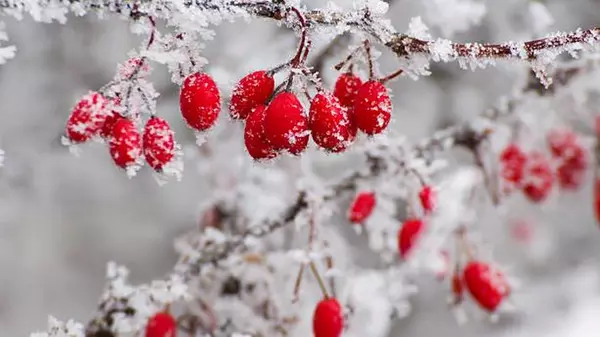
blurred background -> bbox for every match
[1,0,600,336]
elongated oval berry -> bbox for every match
[143,116,175,171]
[309,92,357,153]
[353,80,392,135]
[244,105,278,160]
[263,92,309,155]
[313,298,344,337]
[65,91,110,143]
[180,72,221,131]
[348,192,376,223]
[522,151,554,203]
[145,312,177,337]
[229,70,275,120]
[499,144,527,186]
[419,185,436,214]
[109,118,142,169]
[398,218,425,258]
[333,72,363,108]
[463,261,510,312]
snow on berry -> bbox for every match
[547,128,578,158]
[348,192,376,224]
[521,151,554,203]
[463,260,510,312]
[229,70,275,120]
[244,105,278,160]
[145,312,177,337]
[499,143,527,186]
[100,110,124,140]
[556,145,588,190]
[333,72,363,108]
[397,218,425,259]
[313,298,344,337]
[352,80,392,135]
[65,91,111,143]
[142,116,176,171]
[309,92,357,153]
[419,184,436,214]
[179,72,221,132]
[263,91,309,155]
[109,118,142,170]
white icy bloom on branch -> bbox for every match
[421,0,486,37]
[30,316,85,337]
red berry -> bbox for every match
[229,70,275,120]
[348,192,376,223]
[179,72,221,132]
[463,261,509,312]
[352,80,392,135]
[263,92,309,155]
[397,218,425,258]
[100,111,124,140]
[109,118,142,169]
[499,144,527,186]
[594,179,600,225]
[333,72,363,108]
[547,128,578,158]
[522,151,554,203]
[313,298,344,337]
[65,91,110,143]
[451,272,464,303]
[145,312,176,337]
[244,105,278,160]
[309,92,357,153]
[557,146,588,190]
[418,185,436,214]
[143,116,176,171]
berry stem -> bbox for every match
[333,43,364,71]
[309,261,330,299]
[267,62,290,77]
[364,39,375,80]
[292,263,306,303]
[379,68,404,84]
[474,145,500,206]
[323,241,337,298]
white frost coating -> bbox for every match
[421,0,486,37]
[30,316,85,337]
[407,16,432,40]
[430,38,456,62]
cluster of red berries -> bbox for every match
[228,70,392,160]
[64,92,176,172]
[499,128,588,202]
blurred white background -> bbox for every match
[1,0,600,336]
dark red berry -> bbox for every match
[348,192,376,223]
[65,91,110,143]
[244,105,278,160]
[463,261,509,312]
[398,218,425,258]
[179,72,220,132]
[142,116,176,171]
[313,298,344,337]
[145,312,177,337]
[522,151,554,203]
[333,72,363,108]
[419,185,436,214]
[229,70,275,120]
[109,118,142,169]
[263,92,309,155]
[309,92,357,153]
[353,80,392,135]
[499,143,527,186]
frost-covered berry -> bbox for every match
[419,185,436,214]
[145,312,177,337]
[348,192,376,224]
[333,72,363,108]
[100,111,124,140]
[522,151,554,203]
[263,92,309,155]
[499,144,527,186]
[309,92,357,153]
[313,298,344,337]
[229,70,275,120]
[244,105,278,160]
[142,116,175,171]
[557,145,588,190]
[397,218,425,258]
[463,260,510,312]
[109,118,142,169]
[352,80,392,135]
[179,72,221,132]
[65,91,110,143]
[547,128,578,158]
